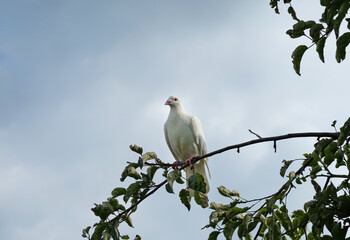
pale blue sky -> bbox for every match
[0,1,349,240]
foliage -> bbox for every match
[204,118,350,240]
[82,118,350,240]
[270,0,350,75]
[82,145,207,240]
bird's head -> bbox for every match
[164,96,181,107]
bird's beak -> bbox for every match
[165,100,171,105]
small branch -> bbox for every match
[317,174,350,179]
[249,129,262,139]
[303,33,313,41]
[111,180,167,223]
[323,176,330,191]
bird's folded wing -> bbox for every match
[190,117,211,178]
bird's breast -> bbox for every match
[166,119,199,160]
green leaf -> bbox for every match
[194,190,209,208]
[336,32,350,63]
[139,152,157,168]
[304,200,316,211]
[108,222,119,240]
[346,18,350,30]
[286,29,304,38]
[128,167,141,180]
[115,204,126,211]
[210,210,226,224]
[310,24,324,41]
[123,182,141,203]
[243,214,252,231]
[146,166,158,181]
[311,179,321,193]
[248,221,258,233]
[179,189,191,210]
[208,231,221,240]
[331,222,348,239]
[121,235,130,239]
[304,21,316,29]
[338,117,350,146]
[287,6,299,21]
[82,226,91,238]
[310,165,322,178]
[291,45,308,75]
[320,0,330,7]
[210,202,231,211]
[245,233,253,240]
[129,144,143,155]
[167,170,181,193]
[108,198,119,211]
[324,142,338,166]
[223,221,235,240]
[134,235,141,240]
[217,186,240,198]
[120,163,139,182]
[111,187,127,198]
[217,185,231,197]
[293,21,306,31]
[332,120,337,128]
[165,183,174,194]
[272,222,282,240]
[280,160,292,177]
[91,222,108,240]
[188,173,207,193]
[334,1,350,38]
[125,215,134,228]
[226,206,249,219]
[266,196,277,213]
[275,208,293,233]
[91,203,114,221]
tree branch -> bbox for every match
[110,132,340,229]
[191,132,339,165]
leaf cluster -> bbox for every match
[271,0,350,75]
[82,145,209,240]
[205,118,350,240]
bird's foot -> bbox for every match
[172,161,181,170]
[185,158,193,165]
[185,155,197,169]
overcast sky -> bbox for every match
[1,1,349,240]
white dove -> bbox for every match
[164,96,210,199]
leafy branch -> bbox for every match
[270,0,350,75]
[205,118,350,240]
[82,119,350,240]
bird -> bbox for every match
[164,96,210,205]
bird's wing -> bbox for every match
[190,117,211,178]
[190,117,207,155]
[164,123,179,161]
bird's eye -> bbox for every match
[174,97,178,101]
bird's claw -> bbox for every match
[185,155,197,169]
[185,158,193,165]
[172,161,181,170]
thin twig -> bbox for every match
[249,129,263,139]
